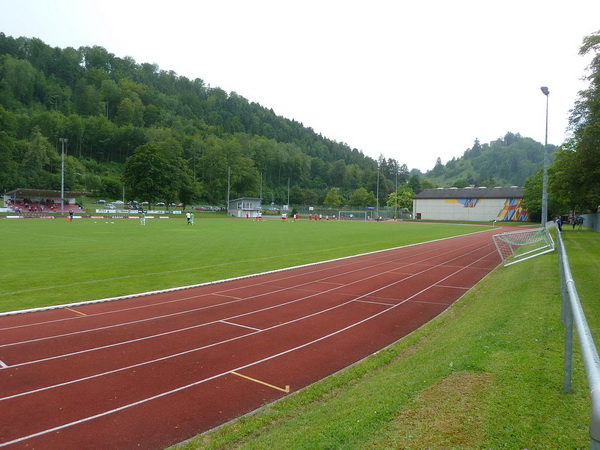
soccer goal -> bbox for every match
[492,227,555,267]
[338,211,367,221]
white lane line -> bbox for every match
[1,246,496,403]
[0,247,498,448]
[0,360,7,369]
[220,320,262,331]
[2,241,492,370]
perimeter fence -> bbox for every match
[557,228,600,448]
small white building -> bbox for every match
[412,187,529,222]
[228,197,262,218]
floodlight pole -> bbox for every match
[540,87,549,228]
[59,138,68,215]
[395,167,398,219]
[376,163,380,219]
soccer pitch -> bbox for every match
[0,217,493,313]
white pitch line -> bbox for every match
[0,360,8,369]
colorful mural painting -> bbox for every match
[498,198,529,221]
[443,197,529,221]
[458,198,479,208]
[444,198,480,207]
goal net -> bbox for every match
[338,211,367,221]
[492,227,555,267]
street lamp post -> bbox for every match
[540,87,549,228]
[59,138,68,215]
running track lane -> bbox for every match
[0,229,501,449]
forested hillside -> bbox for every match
[0,34,555,209]
[0,33,421,207]
[426,133,557,188]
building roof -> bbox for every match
[5,188,88,199]
[414,187,523,199]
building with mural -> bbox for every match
[412,187,529,222]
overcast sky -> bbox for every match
[2,0,599,172]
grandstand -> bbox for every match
[3,188,87,215]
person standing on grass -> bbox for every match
[190,212,194,225]
[186,211,191,225]
[140,210,146,226]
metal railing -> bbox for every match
[557,229,600,448]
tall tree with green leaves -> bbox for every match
[387,186,415,212]
[123,143,177,205]
[323,187,343,207]
[348,187,376,207]
[555,29,600,213]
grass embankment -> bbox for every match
[0,218,487,312]
[178,228,598,449]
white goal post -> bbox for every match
[492,227,555,267]
[338,211,368,221]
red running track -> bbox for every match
[0,229,501,449]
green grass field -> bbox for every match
[0,217,491,313]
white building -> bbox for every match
[412,187,529,222]
[228,197,262,218]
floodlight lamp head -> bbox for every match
[541,86,550,96]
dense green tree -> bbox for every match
[548,142,584,214]
[430,157,444,176]
[100,79,121,119]
[1,55,37,103]
[348,187,376,207]
[73,79,103,116]
[302,189,318,206]
[21,129,53,188]
[329,159,347,187]
[323,187,343,207]
[420,179,437,190]
[451,178,470,188]
[289,185,303,205]
[544,30,600,213]
[123,143,178,205]
[0,131,21,190]
[523,167,569,222]
[408,174,422,192]
[387,187,414,212]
